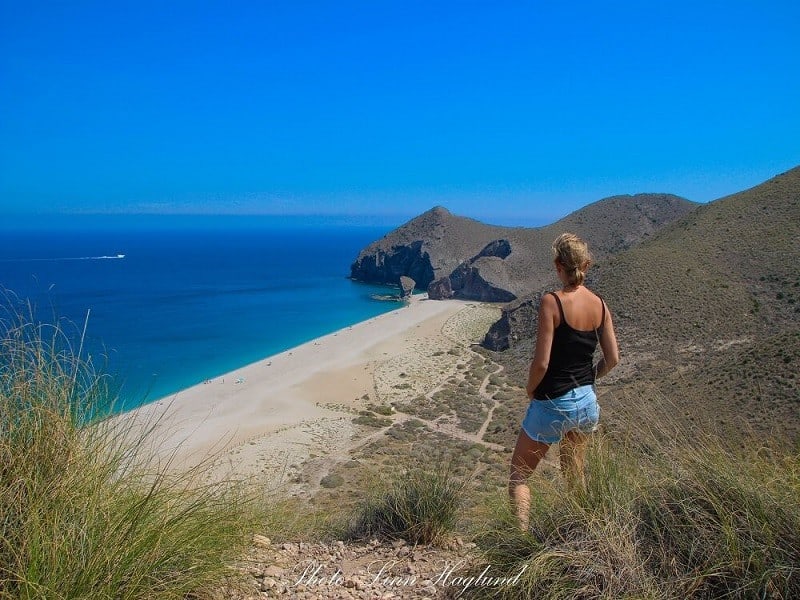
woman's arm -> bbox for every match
[595,302,619,379]
[526,294,557,398]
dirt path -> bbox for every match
[475,361,504,442]
[294,304,506,498]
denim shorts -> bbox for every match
[521,384,600,444]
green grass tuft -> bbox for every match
[0,306,261,599]
[347,464,469,546]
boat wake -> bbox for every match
[0,254,126,262]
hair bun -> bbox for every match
[552,233,591,287]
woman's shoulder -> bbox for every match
[581,286,606,303]
[538,291,558,306]
[581,287,611,326]
[537,291,561,316]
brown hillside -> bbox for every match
[512,193,699,299]
[596,167,800,441]
[595,166,800,352]
[667,328,800,440]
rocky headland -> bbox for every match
[349,194,697,304]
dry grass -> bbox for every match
[464,400,800,600]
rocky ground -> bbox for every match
[224,535,484,600]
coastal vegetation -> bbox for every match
[279,396,800,599]
[2,303,798,599]
[0,309,260,599]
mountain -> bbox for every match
[350,194,697,302]
[596,166,800,346]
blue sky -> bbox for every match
[1,1,799,226]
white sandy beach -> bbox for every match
[121,295,501,489]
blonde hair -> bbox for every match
[552,233,592,287]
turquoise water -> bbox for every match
[0,217,400,411]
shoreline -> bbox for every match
[120,295,493,481]
[116,287,408,411]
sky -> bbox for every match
[1,1,799,226]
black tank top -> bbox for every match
[534,292,605,400]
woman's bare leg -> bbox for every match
[559,430,589,491]
[509,430,550,530]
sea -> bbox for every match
[0,216,401,412]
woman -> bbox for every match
[509,233,619,529]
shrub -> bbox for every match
[353,414,392,427]
[320,474,345,488]
[368,403,394,416]
[348,465,469,545]
[635,445,800,598]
